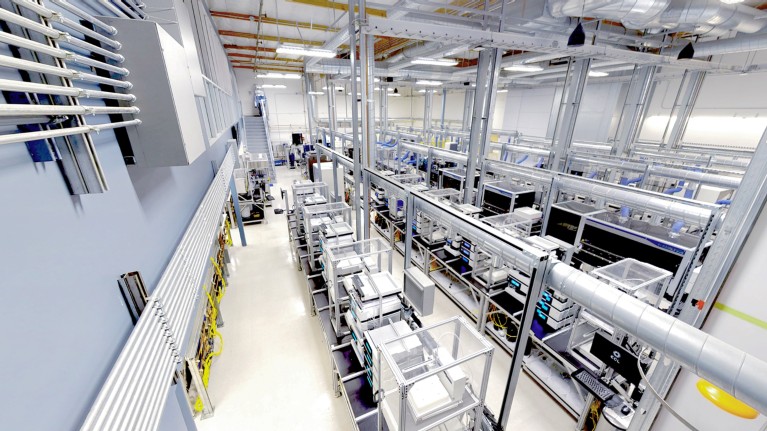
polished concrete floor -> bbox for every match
[196,166,575,431]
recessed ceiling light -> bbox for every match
[588,71,609,77]
[411,58,458,67]
[276,45,336,58]
[258,84,287,89]
[416,80,442,86]
[355,77,380,82]
[504,64,543,72]
[389,93,401,97]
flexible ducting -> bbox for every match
[547,263,767,414]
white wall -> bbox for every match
[655,202,767,430]
[640,51,767,149]
[234,68,309,145]
[501,81,625,142]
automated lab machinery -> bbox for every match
[303,202,353,270]
[479,180,536,216]
[440,167,480,193]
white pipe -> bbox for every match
[0,105,138,116]
[0,35,127,79]
[0,79,135,101]
[547,263,767,414]
[48,0,117,35]
[9,0,54,17]
[60,35,124,62]
[0,10,123,62]
[94,0,129,17]
[49,14,122,49]
[0,56,133,89]
[0,119,141,146]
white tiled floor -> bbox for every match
[196,166,575,431]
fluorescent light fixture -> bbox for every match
[497,89,508,93]
[416,80,442,86]
[276,45,336,58]
[258,84,287,89]
[355,77,380,82]
[411,58,458,67]
[588,71,609,77]
[418,89,426,93]
[504,64,543,72]
[389,93,401,97]
[308,91,324,95]
[720,0,743,4]
[257,72,301,79]
[387,87,394,92]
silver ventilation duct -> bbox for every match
[548,0,767,36]
[547,263,767,414]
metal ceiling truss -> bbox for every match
[363,16,739,73]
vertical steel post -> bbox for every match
[440,87,448,132]
[304,74,317,148]
[423,88,433,138]
[229,176,247,247]
[612,65,656,156]
[662,70,705,149]
[348,0,362,239]
[380,83,389,133]
[359,0,374,240]
[550,58,591,171]
[326,76,337,150]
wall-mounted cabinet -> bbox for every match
[106,18,207,167]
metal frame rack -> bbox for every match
[304,202,354,271]
[322,238,393,338]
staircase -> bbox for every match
[243,114,277,182]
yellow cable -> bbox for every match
[224,219,233,246]
[209,256,227,300]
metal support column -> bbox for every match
[360,0,375,239]
[612,65,656,156]
[464,48,502,204]
[662,70,705,149]
[440,87,448,132]
[348,0,362,239]
[461,88,474,151]
[380,83,389,133]
[550,58,591,171]
[304,74,317,147]
[229,177,247,247]
[326,76,337,150]
[423,88,433,138]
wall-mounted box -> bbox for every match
[105,18,206,167]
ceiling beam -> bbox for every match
[228,52,304,63]
[210,10,339,32]
[233,65,305,73]
[224,44,277,53]
[219,30,325,46]
[286,0,387,17]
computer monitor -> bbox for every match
[590,333,642,386]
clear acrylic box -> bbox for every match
[377,316,493,431]
[590,258,672,307]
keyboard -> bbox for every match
[571,369,615,402]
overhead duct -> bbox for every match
[547,263,767,414]
[548,0,767,36]
[548,0,669,29]
[677,33,767,59]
